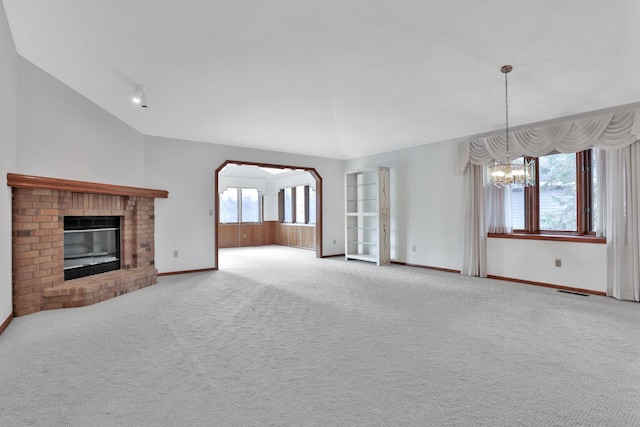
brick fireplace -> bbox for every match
[8,174,168,316]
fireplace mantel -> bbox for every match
[7,173,169,199]
[8,173,168,316]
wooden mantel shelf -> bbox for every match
[7,173,168,199]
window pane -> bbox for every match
[284,188,292,222]
[220,187,238,223]
[296,186,305,223]
[308,187,316,224]
[539,153,577,231]
[241,188,260,223]
[509,187,525,229]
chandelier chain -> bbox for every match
[504,69,509,161]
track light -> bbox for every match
[132,85,148,108]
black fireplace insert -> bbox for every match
[63,216,121,280]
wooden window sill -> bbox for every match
[488,233,606,244]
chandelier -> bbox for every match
[486,65,535,187]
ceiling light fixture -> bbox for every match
[132,85,148,108]
[486,65,534,187]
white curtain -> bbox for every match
[486,185,512,234]
[461,164,486,277]
[605,142,640,301]
[594,148,607,238]
[458,107,640,171]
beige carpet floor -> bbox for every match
[1,245,639,426]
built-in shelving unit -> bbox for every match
[345,167,390,266]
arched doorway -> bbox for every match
[214,160,323,269]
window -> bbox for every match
[241,188,260,223]
[508,149,596,235]
[219,187,262,224]
[279,185,316,224]
[219,187,238,223]
[295,186,307,224]
[539,152,577,231]
[283,187,293,223]
[308,187,316,224]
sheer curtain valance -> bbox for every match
[457,107,640,174]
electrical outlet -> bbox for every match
[555,258,561,267]
[412,246,416,252]
[333,239,337,245]
[243,233,246,238]
[174,250,179,258]
[209,209,214,216]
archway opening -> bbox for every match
[214,160,323,269]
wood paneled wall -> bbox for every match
[219,221,315,251]
[274,223,316,250]
[219,222,275,248]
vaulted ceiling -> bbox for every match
[3,1,640,159]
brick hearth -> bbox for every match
[8,174,168,316]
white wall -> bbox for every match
[16,58,144,186]
[0,1,17,324]
[143,135,345,273]
[273,171,316,190]
[487,239,607,293]
[218,176,268,195]
[345,140,466,270]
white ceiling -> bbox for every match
[3,1,640,160]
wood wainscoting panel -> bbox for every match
[274,223,288,246]
[273,223,315,250]
[301,226,316,250]
[218,224,240,248]
[263,221,277,245]
[219,222,281,248]
[239,224,262,246]
[289,226,302,248]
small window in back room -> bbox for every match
[220,187,262,223]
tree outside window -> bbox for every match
[539,153,577,231]
[241,188,260,222]
[220,187,239,223]
[507,149,596,235]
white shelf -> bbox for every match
[347,241,377,246]
[345,253,378,263]
[345,166,390,266]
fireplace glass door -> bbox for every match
[64,216,121,280]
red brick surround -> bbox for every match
[9,174,168,316]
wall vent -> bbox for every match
[557,290,589,297]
